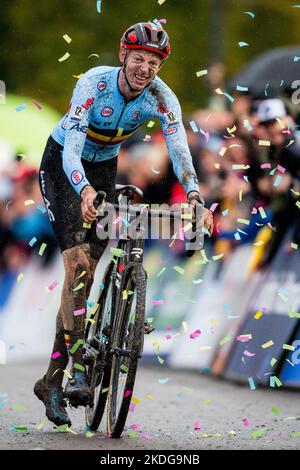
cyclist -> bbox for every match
[34,21,214,427]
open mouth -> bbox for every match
[133,74,149,85]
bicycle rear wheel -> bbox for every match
[106,264,147,438]
[85,264,114,431]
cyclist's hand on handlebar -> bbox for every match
[188,192,214,237]
[203,207,214,237]
[80,185,97,223]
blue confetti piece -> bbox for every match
[16,104,28,112]
[292,5,300,7]
[264,82,269,96]
[223,92,235,103]
[189,120,199,133]
[234,232,241,241]
[248,377,256,390]
[239,41,249,47]
[158,378,169,384]
[86,300,95,308]
[96,0,102,13]
[280,80,284,86]
[243,11,255,18]
[223,304,232,316]
[236,85,249,92]
[237,228,248,235]
[29,237,37,247]
[36,204,46,214]
[243,175,249,182]
[273,175,282,187]
[222,209,229,216]
[294,56,300,62]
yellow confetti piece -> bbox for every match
[259,140,270,146]
[291,243,298,250]
[173,265,185,275]
[192,278,203,284]
[283,344,295,351]
[152,341,160,347]
[232,164,250,170]
[253,240,264,246]
[17,273,24,282]
[219,336,231,346]
[122,290,128,300]
[214,163,221,169]
[158,0,166,4]
[146,395,154,400]
[239,190,243,202]
[131,396,140,404]
[237,218,250,225]
[147,120,155,128]
[270,357,277,367]
[66,427,77,435]
[227,125,237,136]
[63,34,72,43]
[37,420,47,430]
[276,117,285,129]
[85,318,96,325]
[254,310,263,319]
[58,52,70,62]
[24,199,35,206]
[199,345,212,350]
[90,303,99,316]
[219,147,227,157]
[212,253,224,261]
[38,243,47,256]
[83,222,91,229]
[73,282,84,292]
[181,213,193,219]
[76,270,87,279]
[73,73,83,79]
[196,69,208,77]
[63,369,72,379]
[261,340,274,349]
[258,207,267,219]
[88,53,100,58]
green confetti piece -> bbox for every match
[270,376,282,388]
[73,282,85,292]
[291,243,298,250]
[120,363,129,373]
[212,254,224,261]
[157,355,165,365]
[83,222,91,229]
[128,429,138,438]
[86,431,94,438]
[219,336,231,346]
[292,432,300,437]
[237,218,250,225]
[110,247,124,257]
[156,267,166,277]
[270,357,277,367]
[296,201,300,210]
[271,407,280,415]
[196,69,208,78]
[38,243,47,256]
[173,265,185,275]
[14,426,28,431]
[283,344,295,351]
[73,363,85,372]
[258,207,267,219]
[56,424,69,431]
[69,339,84,354]
[252,428,266,439]
[182,387,193,392]
[289,306,300,318]
[12,404,26,410]
[147,120,155,128]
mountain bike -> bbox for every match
[83,184,203,437]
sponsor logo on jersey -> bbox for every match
[71,170,84,185]
[70,123,88,133]
[164,126,178,136]
[70,105,84,122]
[132,111,141,122]
[157,105,168,114]
[101,107,114,117]
[82,97,95,110]
[165,111,178,126]
[97,81,106,91]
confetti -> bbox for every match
[252,428,266,439]
[110,247,124,257]
[237,334,252,342]
[73,282,85,292]
[270,376,282,387]
[258,207,267,219]
[259,140,270,146]
[254,310,263,319]
[156,267,166,277]
[215,88,234,103]
[173,265,185,275]
[236,85,249,92]
[51,352,61,359]
[196,69,207,77]
[73,308,86,316]
[158,0,166,4]
[32,99,42,110]
[244,350,255,357]
[58,52,70,62]
[17,273,24,282]
[38,243,47,256]
[237,218,250,225]
[244,11,255,18]
[219,336,231,346]
[24,199,35,206]
[151,166,160,174]
[29,237,37,247]
[16,104,28,112]
[74,363,85,372]
[147,120,155,127]
[248,377,256,390]
[283,344,295,351]
[189,329,201,339]
[189,120,199,133]
[270,358,277,367]
[239,42,249,47]
[125,390,132,398]
[242,418,249,427]
[63,34,72,43]
[209,202,219,212]
[272,407,280,415]
[158,378,169,384]
[261,340,274,349]
[273,175,282,187]
[96,0,102,13]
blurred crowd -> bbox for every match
[1,61,300,307]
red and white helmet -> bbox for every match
[121,22,171,60]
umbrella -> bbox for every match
[229,45,300,98]
[0,94,60,166]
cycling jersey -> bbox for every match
[51,66,199,196]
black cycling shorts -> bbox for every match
[39,136,117,257]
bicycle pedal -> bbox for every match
[144,322,155,335]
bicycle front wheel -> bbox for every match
[107,264,147,438]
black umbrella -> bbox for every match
[229,45,300,98]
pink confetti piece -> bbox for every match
[260,163,272,169]
[189,329,202,339]
[74,308,86,316]
[151,300,164,305]
[32,99,42,110]
[243,350,256,357]
[130,423,140,430]
[129,403,136,412]
[242,418,249,427]
[251,207,258,214]
[47,280,59,291]
[209,202,219,212]
[112,216,121,225]
[236,335,252,342]
[143,135,152,142]
[178,226,185,241]
[158,18,167,23]
[194,422,201,430]
[125,390,132,398]
[165,335,172,340]
[142,433,153,440]
[277,164,286,173]
[166,325,171,331]
[51,352,61,359]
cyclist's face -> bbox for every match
[124,50,163,91]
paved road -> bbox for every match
[0,362,299,450]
